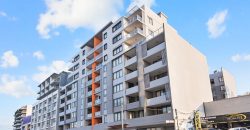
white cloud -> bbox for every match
[32,60,68,83]
[37,0,123,39]
[0,74,34,98]
[33,51,45,60]
[0,11,7,17]
[231,54,250,62]
[0,50,19,68]
[127,0,155,12]
[207,10,228,39]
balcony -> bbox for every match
[126,101,140,110]
[146,76,169,91]
[95,87,101,94]
[87,102,92,108]
[125,56,137,67]
[124,15,143,32]
[95,53,103,61]
[125,70,138,81]
[124,28,144,45]
[86,79,92,86]
[126,86,139,96]
[95,111,101,117]
[95,64,102,71]
[95,76,101,83]
[86,59,94,66]
[95,99,101,105]
[95,43,102,51]
[146,95,171,107]
[86,69,92,76]
[87,91,92,97]
[87,113,92,119]
[87,48,94,56]
[145,42,165,57]
[144,60,167,74]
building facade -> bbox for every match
[31,72,67,130]
[210,68,237,101]
[13,105,32,130]
[56,5,213,130]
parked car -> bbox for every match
[228,127,248,130]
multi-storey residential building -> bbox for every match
[210,68,237,101]
[56,5,213,130]
[13,105,32,130]
[31,72,68,130]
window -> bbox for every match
[73,55,80,62]
[82,50,85,56]
[114,97,123,107]
[74,73,79,79]
[104,32,107,39]
[114,112,121,121]
[82,59,85,65]
[113,45,123,56]
[149,29,153,36]
[113,83,123,93]
[113,69,123,80]
[104,115,107,123]
[82,69,85,75]
[219,77,224,82]
[103,65,107,72]
[104,55,108,61]
[148,16,153,25]
[74,64,79,70]
[220,86,225,91]
[104,43,107,50]
[112,56,122,67]
[112,21,122,32]
[210,79,215,84]
[113,33,122,44]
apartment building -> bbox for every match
[31,72,68,130]
[210,68,237,101]
[56,5,213,130]
[13,105,32,130]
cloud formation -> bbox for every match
[207,10,228,39]
[37,0,123,39]
[0,50,19,68]
[33,51,45,60]
[0,74,34,98]
[231,54,250,62]
[32,60,68,83]
[127,0,155,12]
[0,11,7,17]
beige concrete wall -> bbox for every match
[222,68,237,97]
[204,95,250,117]
[164,23,213,128]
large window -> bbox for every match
[114,112,121,121]
[112,56,122,67]
[148,16,153,25]
[112,21,122,32]
[113,69,123,80]
[113,33,122,44]
[114,97,123,107]
[113,45,123,56]
[113,83,123,93]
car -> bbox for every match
[228,127,248,130]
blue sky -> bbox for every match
[0,0,250,129]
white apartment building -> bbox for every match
[56,5,213,130]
